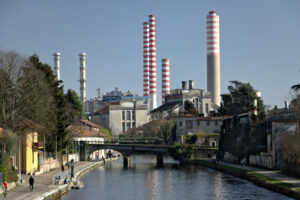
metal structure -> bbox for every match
[148,15,157,111]
[143,22,150,97]
[206,11,220,106]
[79,53,87,104]
[53,52,61,81]
[161,58,170,104]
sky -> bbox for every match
[0,0,300,108]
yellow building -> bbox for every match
[20,131,39,174]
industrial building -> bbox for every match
[91,100,149,136]
[206,11,221,106]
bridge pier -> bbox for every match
[156,154,163,168]
[123,157,130,167]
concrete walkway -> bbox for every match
[219,161,300,187]
[5,162,96,200]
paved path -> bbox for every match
[219,161,300,187]
[5,162,96,200]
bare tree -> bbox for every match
[0,50,56,137]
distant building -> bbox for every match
[68,125,106,161]
[85,87,148,115]
[91,100,149,136]
[150,102,180,120]
[176,113,228,143]
[164,80,218,117]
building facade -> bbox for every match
[176,114,227,142]
[164,80,218,117]
[91,100,149,136]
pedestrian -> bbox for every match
[64,176,68,184]
[3,180,8,197]
[29,175,34,192]
[61,164,64,172]
[102,156,105,164]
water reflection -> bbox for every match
[61,155,294,200]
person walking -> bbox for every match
[102,156,105,164]
[29,175,34,192]
[2,180,8,198]
[61,164,64,172]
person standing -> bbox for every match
[29,175,34,192]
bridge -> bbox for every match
[78,142,217,167]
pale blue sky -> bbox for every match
[1,0,299,107]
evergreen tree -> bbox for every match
[65,89,85,124]
[28,55,69,153]
[219,81,265,119]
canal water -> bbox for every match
[61,155,293,200]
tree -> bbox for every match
[157,119,177,144]
[0,50,55,135]
[28,55,69,153]
[184,100,199,115]
[65,89,85,124]
[219,81,265,119]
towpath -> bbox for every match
[5,162,96,200]
[219,161,300,187]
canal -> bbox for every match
[61,155,293,200]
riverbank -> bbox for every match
[4,159,117,200]
[182,159,300,199]
[40,158,118,200]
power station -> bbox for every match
[148,14,157,111]
[53,52,61,81]
[143,22,150,97]
[161,58,170,104]
[79,53,87,104]
[206,10,221,106]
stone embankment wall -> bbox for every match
[182,159,300,200]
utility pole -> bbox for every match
[18,135,22,184]
[56,135,58,168]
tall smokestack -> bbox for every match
[79,53,86,104]
[162,58,170,104]
[149,14,157,110]
[206,10,220,106]
[143,22,150,97]
[53,52,61,81]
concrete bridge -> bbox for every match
[78,142,217,167]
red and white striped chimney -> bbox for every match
[149,14,157,110]
[206,10,221,106]
[143,22,150,97]
[161,58,170,104]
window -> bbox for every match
[126,111,131,120]
[126,122,131,130]
[186,120,193,129]
[179,121,182,127]
[197,121,200,126]
[215,121,218,126]
[211,141,216,148]
[132,111,136,120]
[206,121,210,126]
[122,111,125,120]
[132,122,135,128]
[122,122,125,132]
